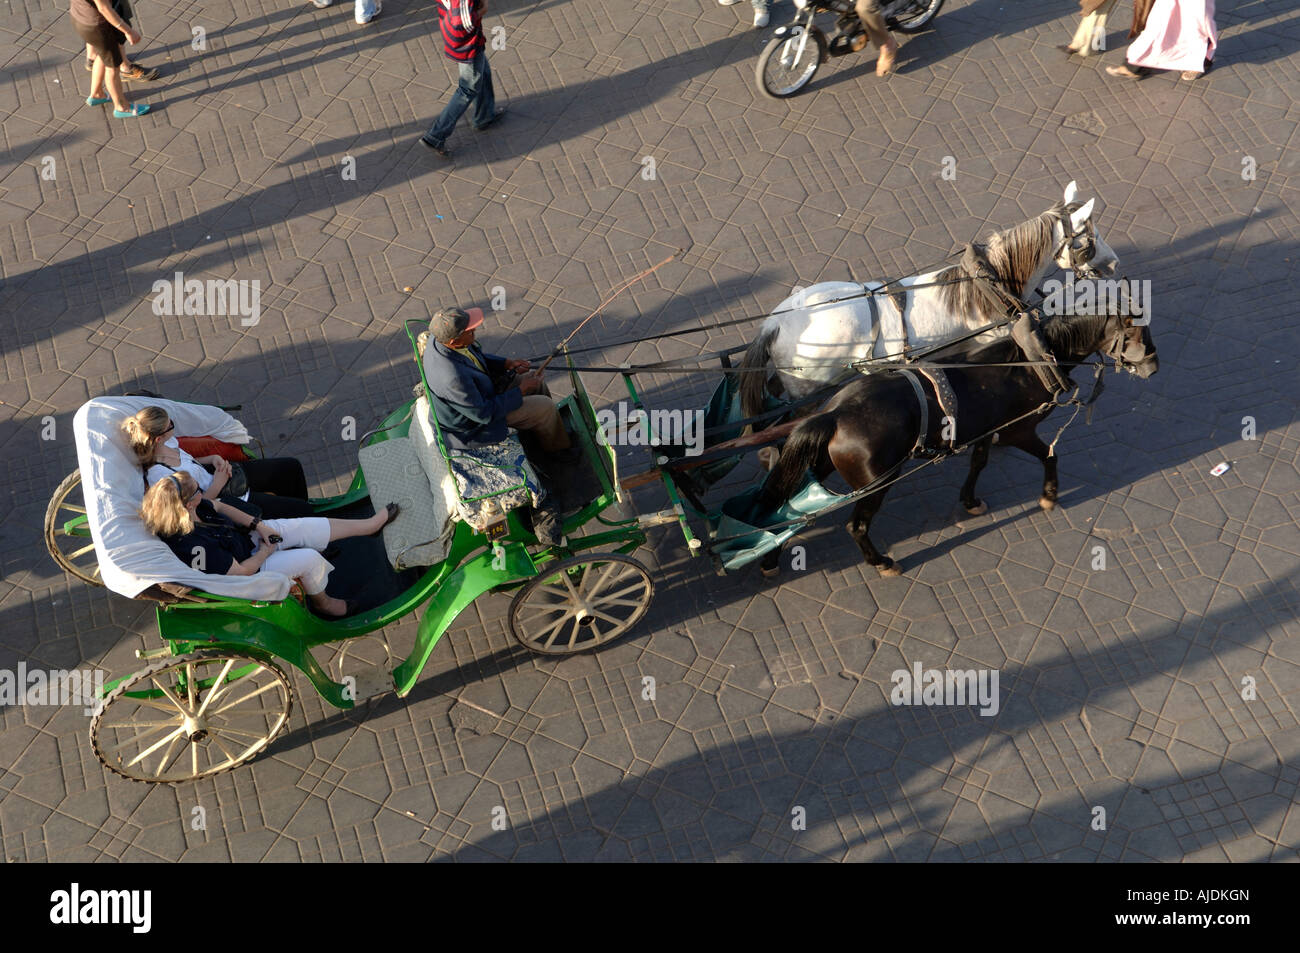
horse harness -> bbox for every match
[881,309,1107,461]
[892,366,960,459]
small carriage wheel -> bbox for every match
[91,650,293,783]
[44,469,104,586]
[508,553,654,655]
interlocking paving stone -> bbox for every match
[2,0,1299,861]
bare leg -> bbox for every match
[325,508,391,541]
[307,589,349,617]
[89,56,107,100]
[105,65,130,112]
[855,1,898,75]
[958,436,992,515]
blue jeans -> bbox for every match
[423,51,495,147]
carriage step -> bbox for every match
[343,667,395,703]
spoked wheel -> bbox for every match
[91,651,293,783]
[508,553,654,655]
[45,469,103,586]
[756,27,828,99]
[890,0,945,33]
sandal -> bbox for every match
[113,103,151,118]
[119,64,160,81]
[1105,64,1144,78]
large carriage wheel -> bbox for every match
[508,553,654,655]
[91,651,293,783]
[45,469,104,586]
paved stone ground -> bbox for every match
[1,0,1298,861]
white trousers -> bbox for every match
[253,517,333,594]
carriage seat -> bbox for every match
[360,394,544,569]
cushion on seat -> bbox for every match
[359,437,453,568]
[411,395,543,532]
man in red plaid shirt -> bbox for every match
[420,0,506,159]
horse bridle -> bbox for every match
[1052,203,1099,276]
[1099,312,1152,373]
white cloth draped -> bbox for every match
[73,397,294,601]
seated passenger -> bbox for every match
[422,306,576,458]
[140,471,399,617]
[122,406,316,519]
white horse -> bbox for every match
[739,182,1120,417]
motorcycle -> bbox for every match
[756,0,945,99]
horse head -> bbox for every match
[1101,311,1159,378]
[1052,181,1119,278]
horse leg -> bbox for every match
[846,488,899,576]
[958,436,992,515]
[758,450,832,580]
[1001,426,1059,510]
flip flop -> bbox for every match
[113,103,151,118]
[86,95,111,106]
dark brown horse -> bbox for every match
[757,311,1159,577]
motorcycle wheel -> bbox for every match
[891,0,945,34]
[756,27,828,99]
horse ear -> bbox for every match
[1063,181,1078,204]
[1069,198,1095,230]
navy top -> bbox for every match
[160,501,255,575]
[422,338,522,449]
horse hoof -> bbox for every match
[1039,496,1057,511]
[760,563,780,579]
[962,500,988,516]
[875,560,901,578]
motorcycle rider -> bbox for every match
[856,0,899,75]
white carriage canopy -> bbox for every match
[73,396,294,602]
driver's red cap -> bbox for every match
[464,306,485,330]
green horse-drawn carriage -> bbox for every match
[48,322,670,783]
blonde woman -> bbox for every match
[122,406,316,519]
[141,471,399,617]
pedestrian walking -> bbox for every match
[84,0,159,81]
[1060,0,1121,58]
[306,0,383,26]
[419,0,507,160]
[71,0,150,117]
[1106,0,1217,80]
[717,0,770,29]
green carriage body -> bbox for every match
[55,337,656,782]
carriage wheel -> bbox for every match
[91,651,293,783]
[44,469,104,586]
[508,553,654,655]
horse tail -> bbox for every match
[739,324,778,420]
[759,412,837,509]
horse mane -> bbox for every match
[936,209,1058,323]
[1039,311,1110,360]
[952,311,1109,366]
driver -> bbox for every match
[422,306,574,457]
[856,0,899,76]
[422,306,582,545]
